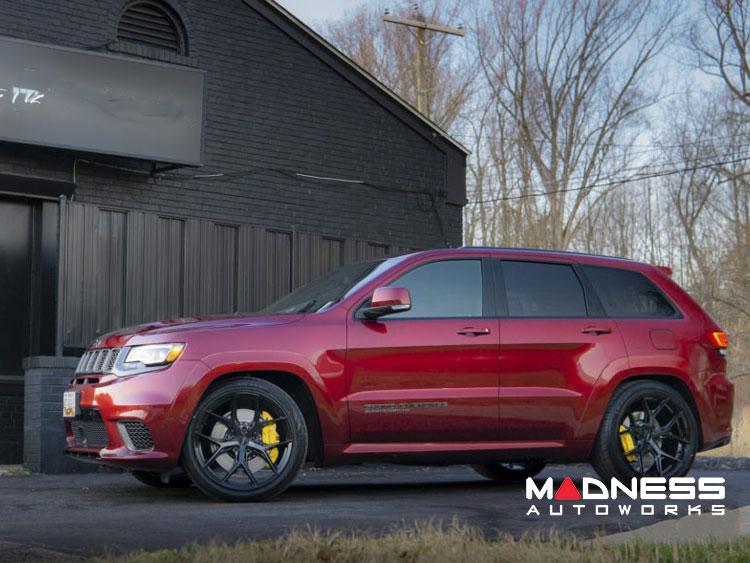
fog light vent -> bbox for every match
[120,421,154,451]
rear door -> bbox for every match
[495,258,628,441]
[346,257,499,443]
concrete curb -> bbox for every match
[595,506,750,544]
[693,456,750,470]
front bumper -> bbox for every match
[63,359,209,471]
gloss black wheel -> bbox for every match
[591,380,698,480]
[471,461,546,482]
[182,378,307,502]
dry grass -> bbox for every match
[97,520,750,563]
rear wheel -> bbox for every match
[182,378,307,502]
[591,380,698,481]
[471,461,546,482]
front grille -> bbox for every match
[121,421,154,451]
[70,420,110,448]
[76,348,121,375]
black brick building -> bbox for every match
[0,0,467,468]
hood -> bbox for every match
[91,313,304,348]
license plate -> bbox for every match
[63,390,79,418]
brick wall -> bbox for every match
[23,357,92,473]
[0,0,464,249]
[0,0,465,469]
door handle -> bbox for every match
[581,326,612,335]
[457,327,491,336]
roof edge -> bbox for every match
[260,0,470,155]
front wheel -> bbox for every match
[591,380,698,481]
[182,378,308,502]
[471,461,546,482]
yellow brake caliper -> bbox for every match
[619,424,636,462]
[261,411,279,465]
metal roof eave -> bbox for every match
[259,0,470,156]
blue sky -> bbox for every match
[273,0,718,116]
[275,0,369,27]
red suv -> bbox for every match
[63,248,734,501]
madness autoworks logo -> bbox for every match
[525,476,726,517]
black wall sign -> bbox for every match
[0,36,205,165]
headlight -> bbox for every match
[114,343,185,376]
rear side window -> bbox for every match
[582,265,677,318]
[501,261,587,317]
[391,259,483,318]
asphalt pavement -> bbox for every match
[1,461,749,559]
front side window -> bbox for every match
[582,265,677,318]
[501,260,587,317]
[389,259,483,318]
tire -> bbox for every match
[182,378,308,502]
[131,469,193,488]
[591,380,698,481]
[471,461,546,482]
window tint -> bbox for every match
[263,260,384,314]
[501,261,587,317]
[390,260,483,318]
[583,265,677,318]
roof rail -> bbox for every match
[457,246,635,262]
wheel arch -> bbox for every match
[615,374,703,449]
[188,370,325,465]
[578,371,704,449]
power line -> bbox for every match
[382,11,465,115]
[75,150,750,212]
[468,154,750,204]
[445,131,750,150]
[73,160,451,243]
[468,146,750,196]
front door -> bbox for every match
[346,257,499,443]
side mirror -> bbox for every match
[362,287,411,320]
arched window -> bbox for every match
[117,1,187,54]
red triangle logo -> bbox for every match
[554,477,581,500]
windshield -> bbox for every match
[262,260,385,314]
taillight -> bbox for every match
[708,331,728,356]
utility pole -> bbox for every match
[382,7,464,117]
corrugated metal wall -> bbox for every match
[61,202,417,349]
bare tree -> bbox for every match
[477,0,678,250]
[324,0,477,130]
[692,0,750,109]
[464,97,544,247]
[656,90,750,454]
